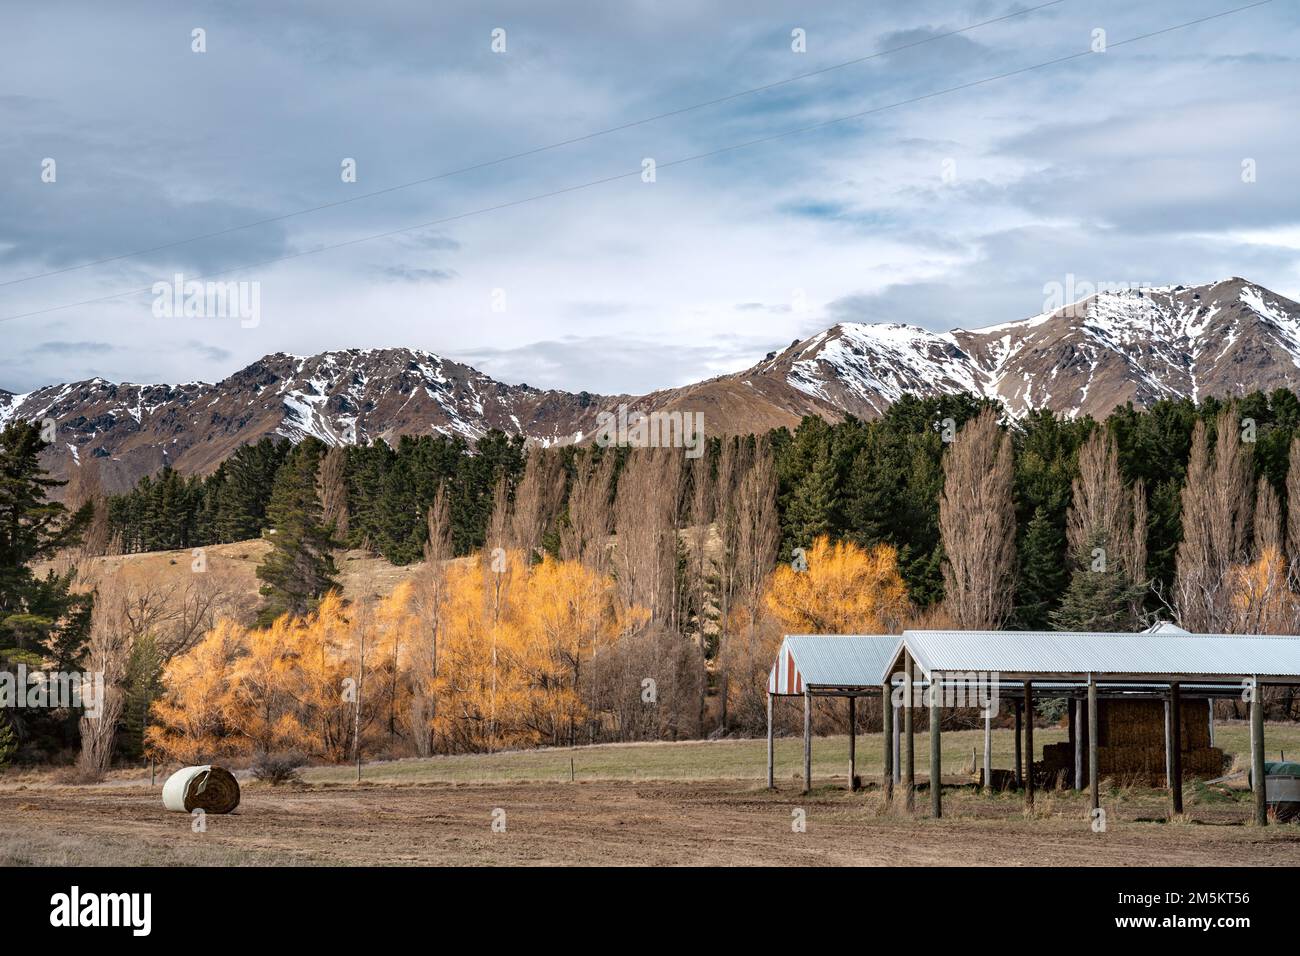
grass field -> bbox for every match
[299,721,1300,786]
[3,722,1299,867]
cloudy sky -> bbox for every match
[1,0,1297,394]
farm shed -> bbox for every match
[766,635,899,794]
[886,629,1300,824]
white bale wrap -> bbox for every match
[162,765,241,814]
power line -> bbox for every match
[0,0,1274,326]
[0,0,1067,289]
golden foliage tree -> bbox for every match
[764,536,910,635]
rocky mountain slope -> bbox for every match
[763,277,1300,419]
[3,277,1298,493]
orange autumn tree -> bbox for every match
[287,590,360,762]
[146,619,246,763]
[514,554,645,746]
[150,551,646,762]
[431,550,641,752]
[764,536,910,635]
[148,590,401,764]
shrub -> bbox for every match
[251,751,306,785]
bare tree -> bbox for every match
[1175,412,1253,632]
[317,445,350,540]
[1064,428,1149,621]
[406,485,451,756]
[559,450,615,575]
[1067,430,1130,569]
[508,448,565,561]
[77,573,131,778]
[1286,437,1300,588]
[938,409,1016,629]
[732,439,779,632]
[66,460,112,559]
[612,449,683,627]
[683,451,717,649]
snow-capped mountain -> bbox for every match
[0,349,628,493]
[753,277,1300,419]
[4,278,1299,493]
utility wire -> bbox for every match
[0,0,1067,289]
[0,0,1273,326]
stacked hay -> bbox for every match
[1035,698,1226,786]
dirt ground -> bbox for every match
[3,777,1299,867]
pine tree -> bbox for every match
[1013,507,1068,629]
[1051,532,1146,631]
[212,438,290,542]
[256,442,340,625]
[0,421,92,661]
[782,445,837,552]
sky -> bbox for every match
[1,0,1297,395]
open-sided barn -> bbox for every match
[767,627,1300,825]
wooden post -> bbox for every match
[892,703,901,785]
[1170,683,1183,815]
[1013,700,1023,789]
[802,688,813,795]
[1073,698,1084,791]
[1208,702,1215,748]
[1088,677,1100,813]
[1251,676,1267,826]
[881,683,893,800]
[1170,697,1180,790]
[1067,697,1077,787]
[904,654,915,812]
[982,705,993,795]
[847,696,857,791]
[766,692,775,790]
[1023,680,1034,809]
[930,677,942,818]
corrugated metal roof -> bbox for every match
[769,635,897,694]
[898,630,1300,682]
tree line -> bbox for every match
[8,387,1300,768]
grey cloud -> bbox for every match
[29,340,115,355]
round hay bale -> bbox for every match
[161,765,241,814]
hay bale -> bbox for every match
[162,765,241,814]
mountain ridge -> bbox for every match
[5,277,1299,493]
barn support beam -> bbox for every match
[848,696,857,792]
[982,702,993,795]
[1163,698,1173,790]
[903,654,915,812]
[1170,683,1183,816]
[1023,681,1034,810]
[1073,698,1084,791]
[802,687,813,795]
[881,683,893,801]
[1088,677,1100,814]
[1013,700,1023,789]
[1067,697,1077,790]
[892,703,901,785]
[1251,676,1267,827]
[930,678,942,818]
[765,692,775,791]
